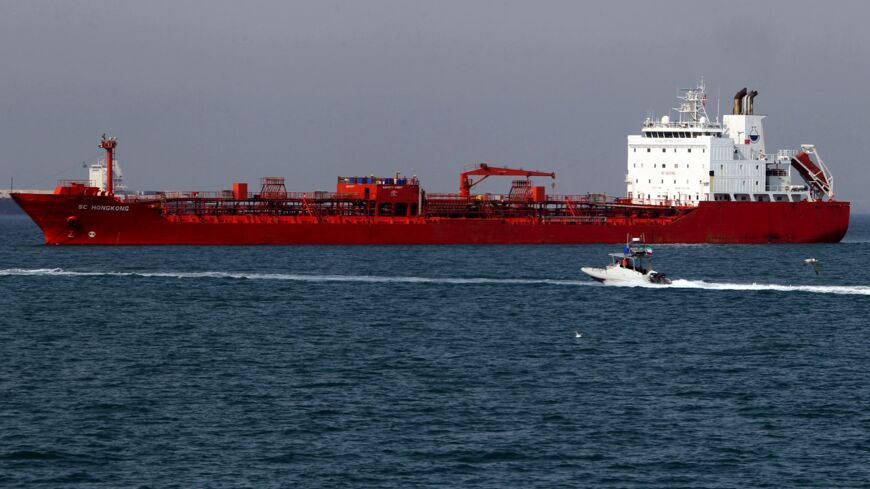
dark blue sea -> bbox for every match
[2,215,869,488]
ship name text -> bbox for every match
[78,204,130,212]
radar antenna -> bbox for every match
[672,79,711,125]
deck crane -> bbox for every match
[459,164,556,198]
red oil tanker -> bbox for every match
[12,83,850,245]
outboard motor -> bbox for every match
[649,272,671,285]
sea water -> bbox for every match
[1,215,869,487]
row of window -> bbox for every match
[719,164,761,171]
[631,162,763,170]
[715,194,800,202]
[633,163,695,169]
[643,132,720,138]
[635,179,762,186]
[631,193,800,203]
[637,179,705,185]
[633,147,704,153]
[631,193,707,202]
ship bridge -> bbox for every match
[626,81,831,206]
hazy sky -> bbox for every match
[2,0,869,210]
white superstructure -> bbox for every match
[88,159,126,194]
[626,81,819,206]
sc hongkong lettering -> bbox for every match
[77,204,130,212]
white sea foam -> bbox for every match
[606,278,870,296]
[2,268,869,295]
[0,268,588,286]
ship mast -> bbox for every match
[99,134,117,195]
[673,80,711,125]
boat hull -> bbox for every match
[580,266,670,284]
[11,193,850,245]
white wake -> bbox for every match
[0,268,588,286]
[607,278,870,296]
[2,268,869,295]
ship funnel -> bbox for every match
[746,90,758,115]
[733,88,747,115]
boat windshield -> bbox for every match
[610,254,637,270]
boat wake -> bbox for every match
[0,268,588,286]
[606,278,870,296]
[2,268,869,296]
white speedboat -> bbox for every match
[581,236,671,284]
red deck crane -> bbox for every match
[459,164,555,198]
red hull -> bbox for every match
[12,193,850,245]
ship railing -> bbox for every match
[765,185,807,192]
[543,215,608,224]
[124,191,361,203]
[759,149,798,164]
[425,193,620,205]
[56,179,90,187]
[132,191,232,200]
[426,193,471,201]
[641,120,723,129]
[550,194,614,204]
[281,191,358,201]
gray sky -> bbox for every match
[2,0,869,210]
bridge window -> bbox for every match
[662,148,666,153]
[687,148,692,153]
[647,148,651,153]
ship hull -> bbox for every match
[11,193,850,245]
